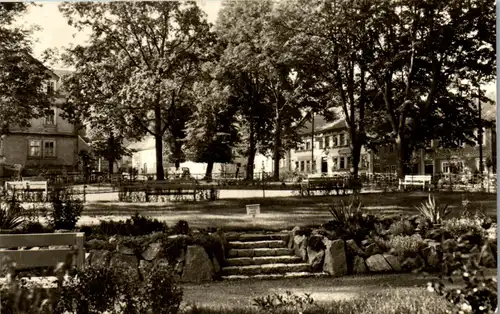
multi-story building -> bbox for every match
[289,113,496,177]
[290,115,373,175]
[0,67,89,177]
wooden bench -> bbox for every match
[398,175,432,191]
[301,175,362,196]
[0,233,85,271]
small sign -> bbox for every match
[246,204,260,218]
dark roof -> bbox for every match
[53,69,74,78]
[298,114,348,135]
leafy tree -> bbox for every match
[90,133,133,175]
[365,0,495,177]
[0,3,53,135]
[59,1,215,180]
[184,76,238,181]
[217,0,332,180]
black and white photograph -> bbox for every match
[0,0,497,313]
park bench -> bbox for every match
[0,232,85,289]
[0,232,85,272]
[4,180,48,201]
[119,180,218,202]
[398,175,432,191]
[301,175,362,196]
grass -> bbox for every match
[181,287,451,314]
[180,271,497,311]
[77,191,497,230]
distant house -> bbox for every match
[0,67,90,177]
[289,115,374,175]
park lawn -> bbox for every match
[179,273,464,313]
[78,191,497,230]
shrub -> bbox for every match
[1,260,183,314]
[92,213,167,237]
[387,235,424,257]
[253,291,315,314]
[0,193,25,230]
[415,194,451,225]
[429,266,497,314]
[442,217,487,241]
[388,219,415,236]
[46,189,84,230]
[173,220,190,235]
[325,197,378,242]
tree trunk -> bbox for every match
[154,102,165,181]
[351,140,362,176]
[155,134,165,180]
[395,135,405,179]
[205,160,214,182]
[108,159,114,175]
[272,112,281,181]
[246,121,256,181]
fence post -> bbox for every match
[75,233,85,270]
[83,185,86,203]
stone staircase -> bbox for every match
[222,232,327,280]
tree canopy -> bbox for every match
[0,3,54,135]
[59,1,215,180]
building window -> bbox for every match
[43,140,56,158]
[339,157,345,169]
[300,161,305,172]
[325,136,330,148]
[318,138,323,149]
[391,165,396,173]
[442,162,450,173]
[46,81,55,93]
[306,141,311,150]
[44,109,56,125]
[28,139,42,157]
[332,157,338,170]
[332,136,338,147]
[306,160,310,172]
[389,145,394,153]
[295,161,299,170]
[339,134,345,146]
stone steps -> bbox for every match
[222,272,329,281]
[228,247,294,258]
[226,256,302,266]
[226,233,289,242]
[222,263,311,276]
[230,240,286,249]
[221,231,319,280]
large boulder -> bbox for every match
[480,241,497,268]
[365,254,392,272]
[110,253,138,270]
[323,239,347,277]
[181,245,214,283]
[116,243,135,255]
[364,243,382,257]
[288,226,301,249]
[293,235,308,261]
[346,239,365,256]
[383,254,402,272]
[352,256,367,274]
[307,246,325,272]
[142,242,162,261]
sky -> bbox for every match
[19,1,223,66]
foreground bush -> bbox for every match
[1,261,183,314]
